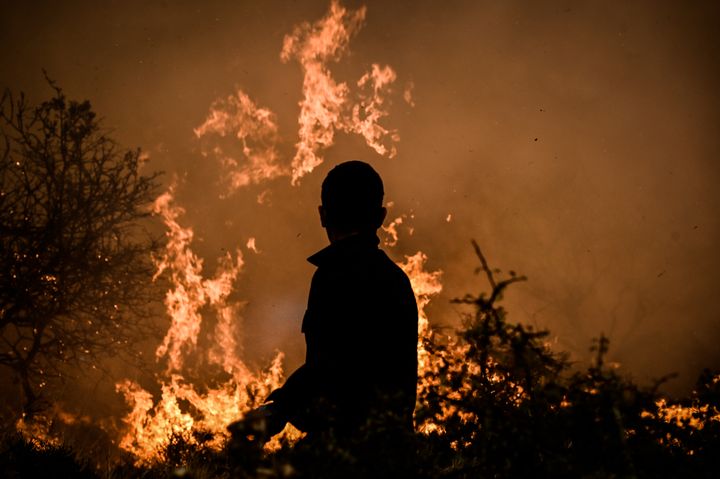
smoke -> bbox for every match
[1,1,719,447]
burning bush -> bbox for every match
[412,242,720,478]
[1,241,718,478]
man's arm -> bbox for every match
[267,364,311,414]
[267,362,324,432]
[228,363,315,443]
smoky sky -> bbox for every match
[2,0,719,394]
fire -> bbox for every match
[15,404,93,451]
[381,215,405,247]
[646,397,720,430]
[12,0,428,463]
[246,237,260,254]
[115,186,287,463]
[113,185,445,463]
[281,0,399,184]
[114,201,436,463]
[352,63,399,158]
[387,244,451,433]
[194,0,401,198]
[114,0,406,462]
[395,252,442,379]
[280,0,364,183]
[194,89,285,195]
[9,4,718,475]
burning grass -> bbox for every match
[2,242,718,478]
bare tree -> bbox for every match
[0,77,162,415]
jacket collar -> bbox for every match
[307,232,381,267]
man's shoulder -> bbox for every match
[375,249,407,273]
[374,249,415,291]
[312,248,410,285]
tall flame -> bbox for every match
[114,1,407,462]
[396,252,443,379]
[15,0,418,463]
[194,0,401,195]
[115,186,286,462]
[351,63,399,158]
[281,0,399,184]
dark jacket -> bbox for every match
[268,233,418,436]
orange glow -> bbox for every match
[246,237,260,254]
[115,186,287,463]
[646,397,720,430]
[15,405,92,450]
[112,187,448,462]
[195,90,285,195]
[350,63,399,158]
[394,251,446,431]
[6,1,719,468]
[381,215,405,247]
[281,0,398,184]
[112,1,406,462]
[281,0,365,183]
[191,0,402,193]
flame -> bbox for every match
[395,252,475,434]
[15,415,63,450]
[280,0,364,183]
[246,237,260,254]
[114,191,444,462]
[351,63,399,158]
[14,0,438,461]
[14,404,93,451]
[394,252,444,408]
[381,215,405,247]
[195,90,285,195]
[395,247,535,432]
[396,252,442,354]
[281,0,399,184]
[645,397,720,430]
[115,187,287,463]
[114,2,405,461]
[195,0,402,194]
[150,187,245,371]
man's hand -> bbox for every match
[227,403,286,444]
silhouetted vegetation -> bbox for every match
[412,241,719,478]
[1,242,717,478]
[0,77,162,416]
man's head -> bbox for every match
[319,160,387,241]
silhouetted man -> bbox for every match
[232,161,418,473]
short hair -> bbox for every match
[321,160,384,231]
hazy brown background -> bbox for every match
[2,0,719,395]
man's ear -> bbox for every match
[319,205,327,228]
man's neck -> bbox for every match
[327,229,375,244]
